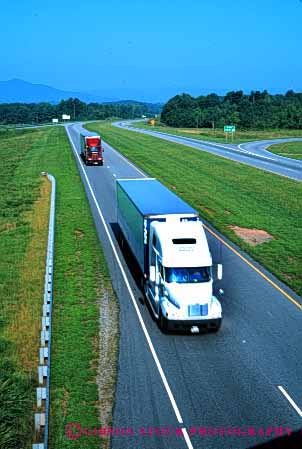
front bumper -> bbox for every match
[166,317,222,332]
[88,160,102,165]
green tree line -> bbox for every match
[161,90,302,129]
[0,98,161,125]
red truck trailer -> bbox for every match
[80,132,104,166]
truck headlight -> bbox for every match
[210,298,222,317]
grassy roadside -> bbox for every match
[0,126,119,449]
[86,121,302,296]
[0,128,46,449]
[267,141,302,160]
[134,121,302,144]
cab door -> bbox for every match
[147,232,161,317]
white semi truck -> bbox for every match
[117,178,223,333]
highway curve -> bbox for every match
[65,123,302,449]
[114,121,302,182]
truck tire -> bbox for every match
[158,310,168,333]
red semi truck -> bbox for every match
[80,132,104,166]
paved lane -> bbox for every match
[65,123,302,449]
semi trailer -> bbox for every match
[80,131,104,165]
[116,178,223,333]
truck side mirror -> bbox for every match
[149,266,156,283]
[217,264,223,280]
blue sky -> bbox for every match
[1,0,302,101]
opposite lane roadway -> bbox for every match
[65,123,302,449]
[114,121,302,182]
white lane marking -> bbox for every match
[65,126,194,448]
[238,143,283,161]
[238,143,248,151]
[103,141,146,177]
[182,428,194,449]
[278,386,302,417]
[238,144,300,170]
[107,165,110,168]
[113,173,116,177]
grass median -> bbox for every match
[86,121,302,296]
[267,141,302,160]
[134,121,302,144]
[0,126,118,449]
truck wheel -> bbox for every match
[158,310,168,333]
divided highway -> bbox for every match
[66,123,302,449]
[114,121,302,181]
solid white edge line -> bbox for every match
[182,428,194,449]
[278,386,302,417]
[65,126,195,448]
[238,144,298,170]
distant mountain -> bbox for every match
[0,79,118,104]
[1,79,298,105]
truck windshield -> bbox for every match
[165,267,211,283]
[89,146,99,152]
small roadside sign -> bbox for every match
[52,118,59,123]
[62,114,71,120]
[224,125,236,133]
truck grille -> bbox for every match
[188,304,208,317]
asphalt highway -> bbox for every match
[65,123,302,449]
[114,121,302,181]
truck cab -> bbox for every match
[80,133,104,166]
[146,219,222,333]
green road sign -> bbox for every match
[224,125,236,133]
